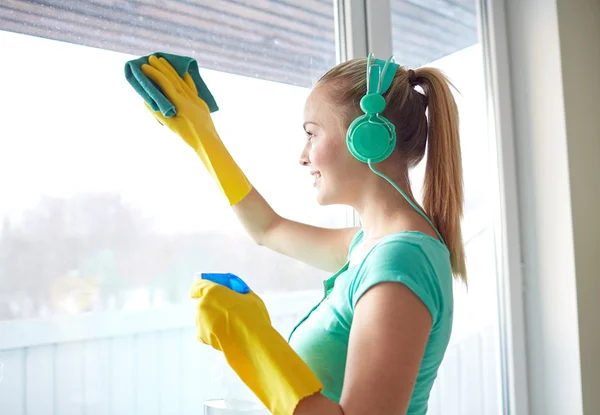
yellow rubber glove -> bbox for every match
[190,278,323,415]
[141,55,252,206]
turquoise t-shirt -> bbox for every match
[288,230,454,415]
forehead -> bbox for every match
[304,86,335,120]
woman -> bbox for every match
[140,53,465,415]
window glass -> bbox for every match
[0,1,338,412]
[0,1,340,322]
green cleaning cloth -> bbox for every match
[124,52,218,117]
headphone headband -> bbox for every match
[366,53,400,96]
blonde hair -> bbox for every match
[316,58,466,282]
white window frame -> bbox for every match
[338,0,531,413]
[478,1,530,413]
[335,0,367,228]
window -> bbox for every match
[0,1,522,414]
[0,1,341,322]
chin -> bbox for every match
[315,189,328,206]
[316,196,330,206]
[315,187,337,206]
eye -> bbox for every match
[305,130,315,140]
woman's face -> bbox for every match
[300,86,364,206]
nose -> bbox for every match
[299,143,310,166]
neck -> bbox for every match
[352,163,419,242]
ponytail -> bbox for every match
[416,68,466,282]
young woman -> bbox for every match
[140,52,465,415]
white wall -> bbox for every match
[556,1,600,414]
[504,0,600,414]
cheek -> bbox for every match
[310,137,346,168]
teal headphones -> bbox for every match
[346,53,399,164]
[346,53,445,244]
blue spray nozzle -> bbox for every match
[199,273,250,294]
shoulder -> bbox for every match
[349,232,451,323]
[357,231,448,276]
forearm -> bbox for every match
[214,315,323,415]
[294,393,345,415]
[231,187,281,246]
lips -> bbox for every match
[310,170,321,187]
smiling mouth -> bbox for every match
[312,172,321,187]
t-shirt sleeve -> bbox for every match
[349,239,443,324]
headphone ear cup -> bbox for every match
[346,115,396,163]
[346,114,365,158]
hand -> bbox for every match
[190,278,272,351]
[190,276,323,414]
[139,55,252,206]
[141,56,219,153]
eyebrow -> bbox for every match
[303,121,319,129]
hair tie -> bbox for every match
[408,69,419,87]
